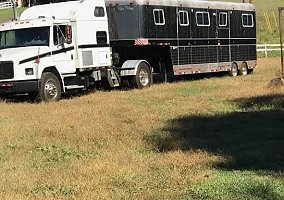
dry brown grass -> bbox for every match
[0,57,283,199]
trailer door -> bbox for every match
[217,10,230,63]
[177,9,191,40]
[174,8,191,66]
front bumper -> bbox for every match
[0,80,39,94]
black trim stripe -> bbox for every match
[78,44,109,48]
[19,52,51,64]
[19,44,110,65]
[116,67,135,70]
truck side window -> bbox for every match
[94,7,105,17]
[0,33,5,47]
[53,25,72,45]
[96,31,107,45]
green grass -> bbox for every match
[0,3,284,198]
[185,171,284,200]
[0,57,283,199]
[0,7,25,23]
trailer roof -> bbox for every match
[105,0,255,11]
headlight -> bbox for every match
[25,68,34,75]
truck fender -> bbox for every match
[40,66,66,92]
[119,60,151,76]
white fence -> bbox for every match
[257,44,283,57]
[0,1,13,10]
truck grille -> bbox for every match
[0,61,14,80]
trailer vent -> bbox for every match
[0,61,14,80]
[82,51,93,66]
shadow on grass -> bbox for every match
[146,94,284,171]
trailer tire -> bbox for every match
[240,62,248,76]
[248,69,254,74]
[229,63,238,77]
[131,62,152,89]
[39,72,62,102]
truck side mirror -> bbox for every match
[65,25,72,44]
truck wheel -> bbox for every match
[229,63,238,77]
[39,72,61,102]
[240,63,248,76]
[131,62,152,89]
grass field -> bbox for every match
[0,8,25,23]
[0,57,284,199]
[1,3,284,199]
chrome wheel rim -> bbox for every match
[231,66,238,77]
[44,80,58,100]
[139,69,150,86]
[240,66,248,76]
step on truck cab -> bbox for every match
[0,0,123,101]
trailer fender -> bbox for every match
[120,60,151,76]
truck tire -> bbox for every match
[131,62,152,89]
[240,62,248,76]
[229,63,238,77]
[39,72,62,102]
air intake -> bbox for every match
[0,61,14,80]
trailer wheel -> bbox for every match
[131,62,152,89]
[229,63,238,77]
[39,72,62,102]
[248,69,254,74]
[240,62,248,76]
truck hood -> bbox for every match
[0,46,50,64]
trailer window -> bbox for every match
[94,7,105,17]
[242,14,254,27]
[219,12,227,27]
[179,10,189,26]
[196,12,210,26]
[153,9,165,26]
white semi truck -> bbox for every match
[0,0,124,101]
[0,0,256,101]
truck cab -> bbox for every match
[0,0,112,101]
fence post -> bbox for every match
[279,7,284,77]
[264,43,268,57]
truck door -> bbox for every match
[52,25,76,74]
[217,10,230,63]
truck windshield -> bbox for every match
[0,27,49,49]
